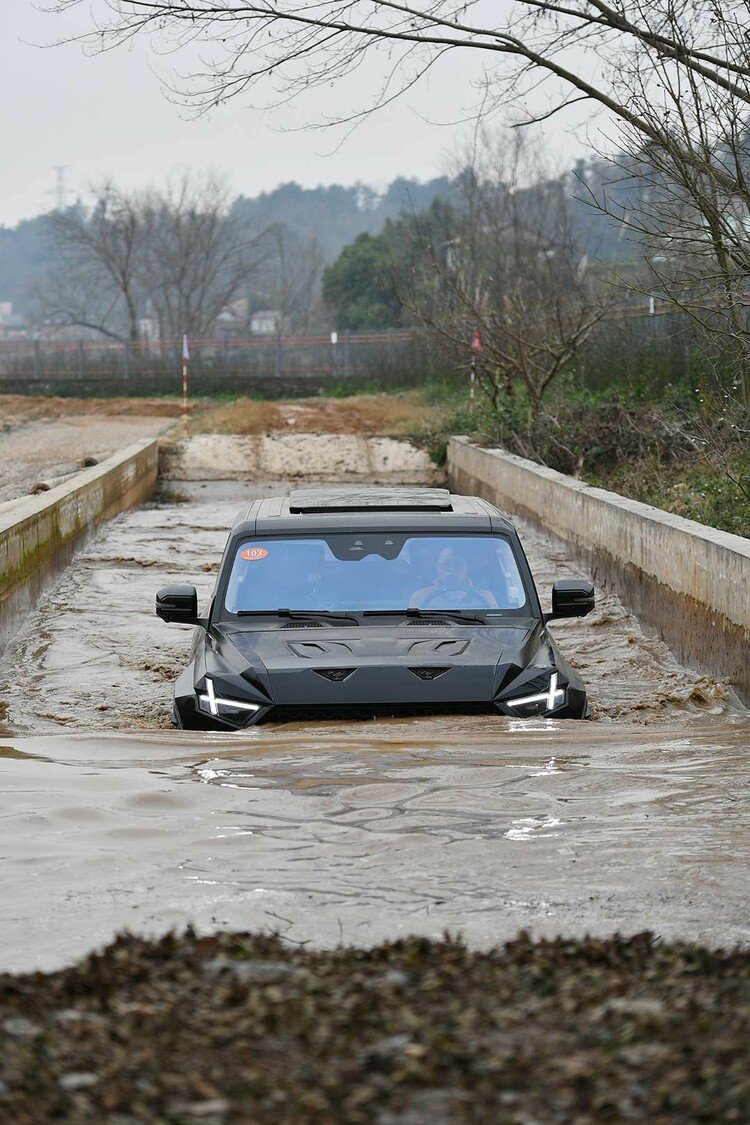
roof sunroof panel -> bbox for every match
[288,487,453,513]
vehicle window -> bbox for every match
[223,535,530,614]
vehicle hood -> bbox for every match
[212,622,539,705]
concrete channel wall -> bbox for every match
[0,437,159,654]
[448,436,750,704]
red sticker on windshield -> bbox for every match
[240,547,269,561]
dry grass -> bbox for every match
[0,392,454,442]
[0,395,184,424]
[190,392,453,438]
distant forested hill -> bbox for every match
[0,215,56,313]
[230,176,454,262]
[0,176,454,318]
[0,165,637,327]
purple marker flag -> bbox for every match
[181,335,190,428]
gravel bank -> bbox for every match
[1,929,748,1123]
[0,415,173,502]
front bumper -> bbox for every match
[174,687,589,729]
[173,659,589,730]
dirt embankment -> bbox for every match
[0,391,450,437]
[0,395,184,424]
[1,929,748,1123]
[188,392,450,438]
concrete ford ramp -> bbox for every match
[162,433,438,483]
[448,436,750,705]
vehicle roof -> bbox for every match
[229,487,516,539]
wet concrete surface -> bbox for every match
[163,432,438,482]
[0,479,747,971]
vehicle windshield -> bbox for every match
[222,534,532,616]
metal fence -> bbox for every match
[0,302,718,399]
[0,328,422,396]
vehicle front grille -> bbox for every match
[409,666,450,680]
[259,702,498,725]
[313,667,356,682]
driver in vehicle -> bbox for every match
[409,546,499,609]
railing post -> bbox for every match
[77,340,84,381]
[223,337,229,380]
[344,330,351,377]
[123,341,130,386]
[274,332,282,378]
[34,339,41,381]
[330,330,338,379]
[387,327,394,363]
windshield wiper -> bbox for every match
[236,608,360,625]
[362,608,490,625]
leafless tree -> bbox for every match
[51,2,750,382]
[265,226,325,333]
[138,172,271,338]
[401,133,612,419]
[35,184,144,341]
[49,1,750,165]
[574,12,750,404]
[33,173,272,342]
[30,261,129,342]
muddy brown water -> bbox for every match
[0,480,747,973]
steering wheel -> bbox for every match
[421,585,494,609]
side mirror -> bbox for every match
[545,579,595,623]
[156,584,199,624]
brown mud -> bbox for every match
[0,479,747,976]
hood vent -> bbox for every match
[280,620,324,629]
[409,666,451,681]
[404,619,447,628]
[313,667,356,682]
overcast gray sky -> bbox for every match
[2,2,597,227]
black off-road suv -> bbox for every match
[156,487,594,728]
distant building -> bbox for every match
[138,299,160,343]
[139,315,160,343]
[0,301,28,340]
[214,296,250,337]
[249,309,281,336]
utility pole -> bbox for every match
[48,166,71,212]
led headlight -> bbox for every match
[197,677,261,719]
[506,672,566,715]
